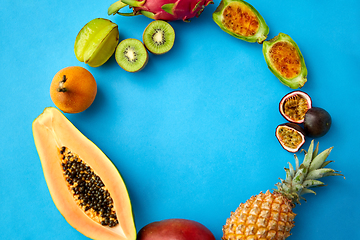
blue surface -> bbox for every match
[1,0,359,239]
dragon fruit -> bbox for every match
[108,0,214,22]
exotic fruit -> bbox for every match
[279,91,312,124]
[138,218,216,240]
[304,107,332,138]
[212,0,269,43]
[275,122,305,153]
[222,140,343,240]
[263,33,307,89]
[108,0,214,22]
[32,107,136,240]
[74,18,119,67]
[50,66,97,114]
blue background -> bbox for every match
[1,0,359,239]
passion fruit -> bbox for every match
[304,107,332,138]
[275,122,305,152]
[279,91,312,124]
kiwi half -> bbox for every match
[143,20,175,55]
[115,38,149,72]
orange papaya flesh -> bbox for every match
[32,107,136,240]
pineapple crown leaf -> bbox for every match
[276,140,343,205]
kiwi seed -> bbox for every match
[115,38,149,72]
[143,20,175,55]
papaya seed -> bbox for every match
[60,146,119,227]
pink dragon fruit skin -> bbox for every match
[120,0,214,21]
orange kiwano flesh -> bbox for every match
[268,41,302,80]
[212,0,269,43]
[50,66,97,113]
[222,2,260,37]
[32,107,136,240]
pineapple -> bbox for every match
[222,140,343,240]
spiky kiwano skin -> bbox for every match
[222,140,343,240]
[110,0,214,21]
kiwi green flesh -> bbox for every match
[115,39,149,72]
[143,20,175,55]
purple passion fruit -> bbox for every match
[75,18,119,67]
[276,122,305,152]
[212,0,269,43]
[279,91,312,124]
[304,107,332,138]
[137,219,216,240]
[263,33,307,89]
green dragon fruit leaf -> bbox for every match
[122,0,145,7]
[108,0,128,15]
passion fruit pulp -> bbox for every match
[279,91,312,124]
[304,107,332,138]
[275,122,305,152]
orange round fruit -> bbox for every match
[50,66,97,113]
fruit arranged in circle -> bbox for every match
[143,20,175,55]
[75,18,119,67]
[263,33,307,89]
[279,91,312,124]
[222,140,343,240]
[115,38,149,72]
[212,0,269,43]
[304,107,332,138]
[137,218,216,240]
[50,66,97,113]
[32,107,136,240]
[275,122,305,152]
[108,0,214,22]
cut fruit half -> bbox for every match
[263,33,307,89]
[32,107,136,240]
[212,0,269,43]
[75,18,119,67]
[279,91,312,124]
[143,20,175,55]
[115,38,149,72]
[275,122,305,152]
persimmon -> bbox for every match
[50,66,97,113]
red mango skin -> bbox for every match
[137,219,216,240]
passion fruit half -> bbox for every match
[275,122,305,152]
[263,33,307,89]
[304,107,332,138]
[212,0,269,43]
[279,91,312,124]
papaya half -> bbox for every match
[32,107,136,240]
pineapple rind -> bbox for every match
[222,191,296,240]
